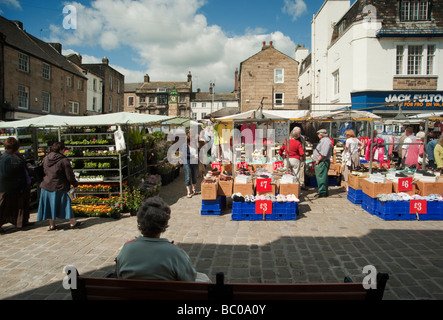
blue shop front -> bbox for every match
[351,91,443,117]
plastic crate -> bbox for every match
[418,201,443,221]
[347,188,363,204]
[309,176,338,187]
[375,200,415,221]
[201,209,222,216]
[361,193,377,215]
[231,212,263,221]
[202,196,226,211]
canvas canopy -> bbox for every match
[215,110,310,121]
[0,112,175,129]
[309,110,381,121]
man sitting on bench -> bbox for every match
[115,196,210,282]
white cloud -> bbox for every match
[282,0,307,21]
[0,0,22,14]
[49,0,296,93]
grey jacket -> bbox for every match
[40,152,78,192]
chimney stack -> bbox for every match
[102,56,109,65]
[187,71,192,82]
[234,68,239,94]
[144,74,150,83]
[12,21,23,30]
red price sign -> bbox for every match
[410,200,427,214]
[256,178,272,192]
[272,161,284,170]
[236,162,248,169]
[256,200,273,214]
[211,162,221,171]
[398,177,413,192]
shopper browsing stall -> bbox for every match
[37,141,81,230]
[434,135,443,173]
[181,132,199,198]
[342,129,364,192]
[279,129,305,187]
[405,131,425,169]
[312,129,333,198]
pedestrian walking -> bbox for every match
[181,132,199,198]
[312,129,333,198]
[0,137,32,233]
[37,141,81,231]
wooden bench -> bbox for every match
[68,271,389,300]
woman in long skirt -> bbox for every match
[37,141,81,230]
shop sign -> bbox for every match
[385,93,443,108]
[256,200,272,214]
[398,177,413,192]
[256,178,272,192]
[410,200,427,214]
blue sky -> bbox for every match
[0,0,352,92]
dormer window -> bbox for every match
[400,1,431,21]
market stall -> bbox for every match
[0,112,177,218]
[346,116,443,221]
[199,110,310,221]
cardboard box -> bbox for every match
[392,182,416,196]
[233,182,254,196]
[415,181,443,196]
[328,163,342,176]
[278,182,299,199]
[348,173,369,190]
[221,163,232,174]
[201,180,219,200]
[361,179,393,198]
[218,179,233,196]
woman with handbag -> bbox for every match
[37,141,81,231]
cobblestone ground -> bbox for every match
[1,170,443,300]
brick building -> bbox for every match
[237,41,299,112]
[82,57,125,114]
[0,16,88,120]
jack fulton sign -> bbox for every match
[385,93,443,108]
[351,91,443,111]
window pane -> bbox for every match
[274,69,284,83]
[396,46,404,75]
[407,45,422,75]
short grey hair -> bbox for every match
[290,127,301,139]
[137,196,171,236]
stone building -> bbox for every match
[82,57,125,114]
[237,41,299,112]
[299,0,443,117]
[125,72,193,117]
[0,16,88,120]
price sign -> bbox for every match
[272,161,284,170]
[410,200,427,214]
[398,177,413,192]
[211,162,221,171]
[236,162,248,169]
[256,178,272,192]
[255,200,273,214]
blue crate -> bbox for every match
[265,213,297,221]
[418,201,443,220]
[362,193,377,215]
[202,196,226,211]
[231,212,263,221]
[374,200,415,221]
[348,188,363,204]
[273,202,289,214]
[309,176,338,187]
[201,209,222,216]
[243,202,256,214]
[232,201,243,213]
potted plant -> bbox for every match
[122,186,143,216]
